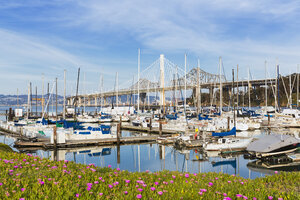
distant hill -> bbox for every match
[0,94,171,106]
[0,94,63,106]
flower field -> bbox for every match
[0,146,299,199]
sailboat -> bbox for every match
[203,137,253,151]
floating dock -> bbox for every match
[0,124,159,150]
[14,135,158,149]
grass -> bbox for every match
[0,145,299,199]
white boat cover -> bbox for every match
[246,134,299,153]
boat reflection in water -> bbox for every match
[247,159,300,175]
[50,146,112,162]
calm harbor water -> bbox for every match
[0,106,299,179]
[1,129,295,180]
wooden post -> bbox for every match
[227,116,230,131]
[149,117,152,133]
[20,127,23,136]
[159,145,162,160]
[117,145,120,164]
[117,124,120,145]
[159,121,162,136]
[53,126,57,148]
[268,114,270,126]
[120,116,122,127]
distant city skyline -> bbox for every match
[0,0,300,95]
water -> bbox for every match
[0,129,290,179]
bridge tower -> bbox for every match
[159,54,165,109]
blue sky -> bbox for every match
[0,0,300,95]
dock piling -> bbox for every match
[117,145,120,164]
[117,123,121,145]
[159,121,162,136]
[149,117,152,133]
[227,116,230,131]
[53,126,57,149]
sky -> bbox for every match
[0,0,300,95]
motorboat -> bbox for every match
[246,134,300,158]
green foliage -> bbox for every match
[0,151,299,199]
[0,143,13,152]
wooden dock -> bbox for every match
[14,136,158,149]
[121,124,183,135]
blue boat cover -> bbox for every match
[212,159,236,169]
[212,127,236,137]
[198,114,212,120]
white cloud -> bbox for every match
[1,0,300,94]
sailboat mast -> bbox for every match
[265,61,267,110]
[17,88,19,108]
[175,66,178,112]
[232,69,236,128]
[116,72,119,108]
[63,70,66,119]
[184,54,187,111]
[83,72,86,113]
[55,78,58,121]
[289,71,292,108]
[100,74,103,111]
[236,64,239,109]
[74,68,80,120]
[248,68,251,110]
[197,59,201,114]
[277,65,280,110]
[42,73,44,114]
[147,81,150,110]
[297,64,299,108]
[36,86,37,117]
[27,83,30,119]
[137,48,140,112]
[219,56,223,115]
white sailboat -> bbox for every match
[203,137,253,151]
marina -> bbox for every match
[1,102,300,180]
[1,1,300,199]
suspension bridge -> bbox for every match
[66,55,277,108]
